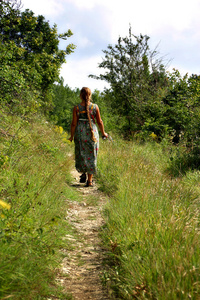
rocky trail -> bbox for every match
[56,169,111,300]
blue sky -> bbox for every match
[21,0,200,91]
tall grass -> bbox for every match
[97,138,199,299]
[0,107,77,299]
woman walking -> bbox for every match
[69,87,108,187]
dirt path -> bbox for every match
[57,169,110,300]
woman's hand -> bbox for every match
[68,136,73,142]
[102,133,108,139]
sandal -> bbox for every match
[80,173,86,183]
[85,180,93,187]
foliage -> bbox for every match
[0,106,78,299]
[0,40,42,115]
[0,0,76,111]
[148,71,200,174]
[91,89,123,134]
[90,26,170,135]
[49,78,80,130]
[159,71,200,142]
[89,24,200,171]
[97,137,200,299]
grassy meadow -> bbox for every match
[97,137,200,299]
[0,107,79,299]
[0,105,199,299]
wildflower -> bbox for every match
[150,132,157,140]
[54,125,64,135]
[59,126,63,134]
[0,200,11,210]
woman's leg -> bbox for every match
[80,173,86,183]
[87,173,93,186]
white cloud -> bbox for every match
[60,55,110,91]
[20,0,200,90]
[76,36,94,49]
[21,0,200,34]
[106,0,200,40]
[64,0,100,9]
[21,0,65,17]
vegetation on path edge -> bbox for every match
[0,108,199,299]
[0,108,79,299]
[97,138,200,299]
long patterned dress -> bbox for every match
[74,103,99,174]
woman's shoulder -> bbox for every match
[90,102,98,108]
[73,103,82,114]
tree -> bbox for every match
[90,26,169,136]
[50,79,80,130]
[161,70,200,143]
[159,71,200,172]
[0,0,76,111]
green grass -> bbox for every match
[1,106,199,299]
[0,106,78,299]
[97,137,200,299]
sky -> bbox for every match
[21,0,200,91]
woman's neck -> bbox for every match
[80,101,91,106]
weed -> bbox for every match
[97,136,200,299]
[0,109,76,299]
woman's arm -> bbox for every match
[69,106,78,141]
[95,105,108,138]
